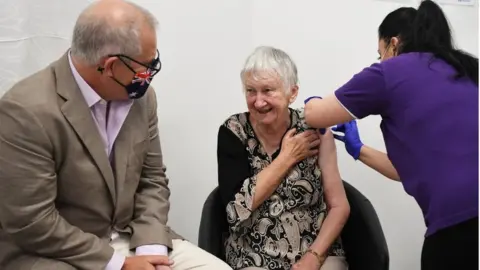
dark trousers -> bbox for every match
[421,217,478,270]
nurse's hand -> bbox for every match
[331,120,363,160]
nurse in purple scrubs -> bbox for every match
[304,1,478,270]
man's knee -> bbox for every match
[171,239,232,270]
[320,256,349,270]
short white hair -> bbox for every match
[70,1,158,66]
[240,46,299,93]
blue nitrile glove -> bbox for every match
[304,96,326,135]
[331,120,363,160]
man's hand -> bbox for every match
[156,266,172,270]
[122,255,173,270]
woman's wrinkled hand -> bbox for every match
[280,129,321,165]
[291,252,323,270]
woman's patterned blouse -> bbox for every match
[216,108,345,270]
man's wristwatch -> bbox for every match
[305,249,327,267]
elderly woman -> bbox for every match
[216,46,350,270]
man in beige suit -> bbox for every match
[0,1,231,270]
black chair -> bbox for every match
[197,186,228,261]
[198,181,390,270]
[340,181,390,270]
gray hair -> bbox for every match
[70,1,158,66]
[240,46,299,93]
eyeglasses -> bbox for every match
[109,49,162,76]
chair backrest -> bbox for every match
[198,186,227,260]
[198,181,389,270]
[341,181,389,270]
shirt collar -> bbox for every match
[68,52,104,108]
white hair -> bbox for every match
[240,46,299,93]
[70,1,158,66]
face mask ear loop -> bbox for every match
[117,57,137,74]
[110,75,129,88]
[380,41,391,61]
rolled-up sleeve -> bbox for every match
[216,125,256,232]
[335,63,389,119]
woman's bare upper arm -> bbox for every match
[318,129,348,208]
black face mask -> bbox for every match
[105,50,161,99]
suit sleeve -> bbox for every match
[0,99,114,269]
[217,125,257,233]
[129,89,173,249]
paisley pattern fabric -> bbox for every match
[222,108,345,270]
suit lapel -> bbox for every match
[112,100,145,199]
[54,52,116,203]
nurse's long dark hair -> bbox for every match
[379,0,478,85]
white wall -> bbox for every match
[144,0,254,243]
[0,0,88,91]
[0,1,477,269]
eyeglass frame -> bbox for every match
[108,49,162,77]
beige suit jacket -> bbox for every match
[0,53,181,270]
